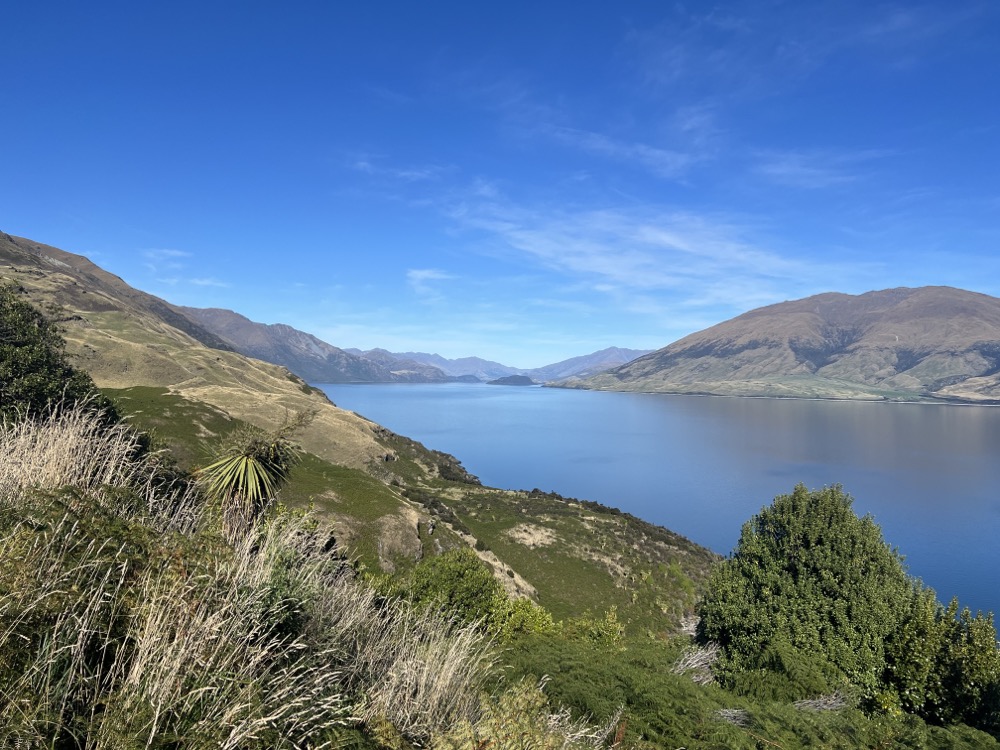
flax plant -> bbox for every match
[198,413,312,540]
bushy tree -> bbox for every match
[698,484,912,698]
[406,546,504,625]
[404,546,555,642]
[886,592,1000,730]
[698,483,1000,733]
[0,283,118,421]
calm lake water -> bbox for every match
[318,383,1000,618]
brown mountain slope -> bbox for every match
[576,287,1000,402]
[0,231,390,468]
[0,233,235,353]
[175,306,450,383]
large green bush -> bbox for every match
[698,483,1000,733]
[403,546,556,642]
[698,484,913,696]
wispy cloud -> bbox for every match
[140,249,230,290]
[855,4,991,66]
[444,191,873,315]
[407,268,454,298]
[144,248,191,259]
[540,124,696,179]
[753,148,892,189]
[627,4,992,103]
[454,68,712,182]
[350,154,448,183]
[142,248,192,275]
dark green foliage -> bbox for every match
[886,592,1000,730]
[698,484,913,697]
[400,546,556,642]
[699,483,1000,734]
[506,632,1000,749]
[405,546,503,625]
[0,283,118,421]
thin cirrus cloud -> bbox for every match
[406,268,455,297]
[142,248,192,274]
[446,194,868,314]
[625,4,984,107]
[752,149,893,190]
[540,124,698,180]
[189,278,231,288]
[141,249,229,289]
[350,155,448,183]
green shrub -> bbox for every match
[698,484,914,698]
[698,483,1000,734]
[885,595,1000,730]
[406,546,503,624]
[0,283,118,422]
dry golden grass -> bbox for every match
[0,401,202,532]
[0,406,506,747]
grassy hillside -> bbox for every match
[109,385,712,630]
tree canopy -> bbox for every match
[698,484,910,696]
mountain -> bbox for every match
[0,232,392,469]
[350,347,456,382]
[0,233,235,354]
[380,347,652,382]
[575,287,1000,402]
[528,346,652,382]
[371,351,518,381]
[176,307,451,383]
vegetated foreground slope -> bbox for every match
[576,287,1000,401]
[0,230,713,631]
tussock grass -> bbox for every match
[434,678,623,750]
[2,406,593,748]
[0,401,202,533]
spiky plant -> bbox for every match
[199,412,312,540]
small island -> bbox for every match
[487,374,536,386]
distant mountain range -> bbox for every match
[175,308,463,384]
[353,347,652,383]
[179,306,650,385]
[13,228,996,404]
[574,287,1000,402]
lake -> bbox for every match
[317,382,1000,618]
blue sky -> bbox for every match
[3,1,999,367]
